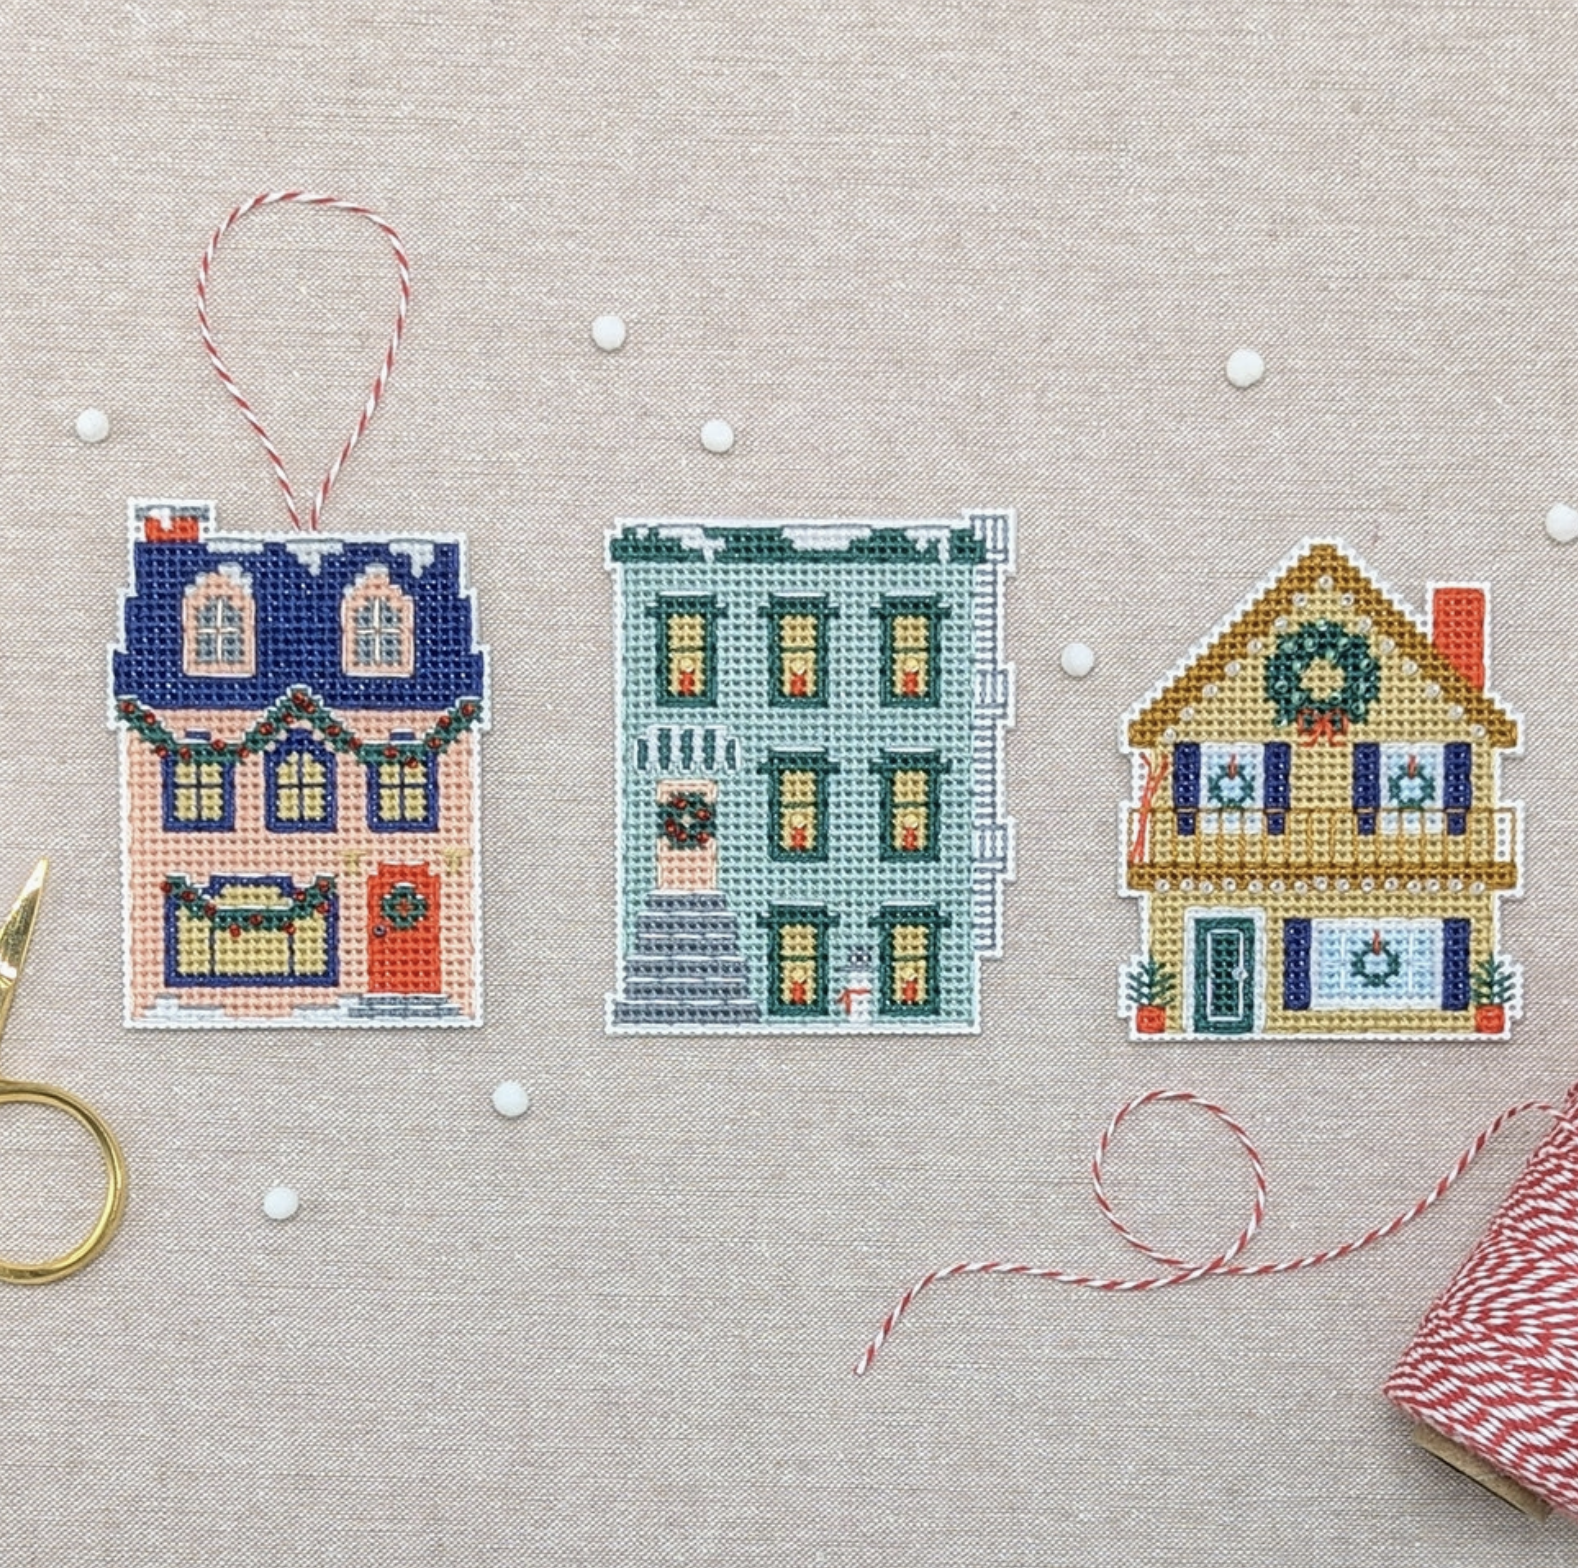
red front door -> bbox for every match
[368,863,442,995]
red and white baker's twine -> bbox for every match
[853,1087,1556,1377]
[196,192,411,532]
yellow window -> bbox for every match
[172,759,228,823]
[275,750,328,823]
[779,613,819,699]
[892,768,930,853]
[892,923,930,1007]
[779,769,819,852]
[667,612,707,697]
[377,761,430,823]
[891,614,930,699]
[172,885,330,980]
[778,922,818,1007]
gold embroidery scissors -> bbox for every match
[0,860,126,1283]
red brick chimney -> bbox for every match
[142,511,203,543]
[1430,586,1486,690]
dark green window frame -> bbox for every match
[870,905,951,1018]
[872,595,950,708]
[870,751,952,862]
[758,594,837,708]
[757,905,841,1017]
[758,750,840,861]
[647,594,725,707]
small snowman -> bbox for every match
[838,947,874,1026]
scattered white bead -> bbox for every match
[1060,641,1097,678]
[262,1185,300,1222]
[491,1081,531,1119]
[700,418,736,455]
[1547,502,1578,544]
[591,314,627,352]
[75,407,110,444]
[1225,348,1265,389]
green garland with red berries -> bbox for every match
[164,873,336,938]
[114,686,484,771]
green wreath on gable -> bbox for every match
[379,884,429,930]
[1263,619,1382,737]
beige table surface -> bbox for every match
[1,1,1576,1563]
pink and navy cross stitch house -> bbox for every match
[110,503,488,1026]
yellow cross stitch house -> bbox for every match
[1121,541,1521,1039]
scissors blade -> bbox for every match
[0,858,46,1042]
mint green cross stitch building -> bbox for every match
[606,512,1014,1033]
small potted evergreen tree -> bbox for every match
[1470,955,1515,1035]
[1127,955,1176,1035]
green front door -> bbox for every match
[1192,917,1256,1034]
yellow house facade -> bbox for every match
[1121,541,1521,1039]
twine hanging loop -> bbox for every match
[195,191,411,532]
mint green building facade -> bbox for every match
[606,512,1013,1033]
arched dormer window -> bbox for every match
[182,569,255,677]
[342,566,414,677]
[265,732,337,834]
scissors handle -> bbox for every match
[0,1079,126,1284]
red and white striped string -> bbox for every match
[854,1087,1557,1377]
[196,192,411,532]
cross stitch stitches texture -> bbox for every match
[1120,540,1522,1041]
[110,503,489,1027]
[607,510,1014,1034]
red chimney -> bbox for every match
[142,512,203,543]
[1431,586,1486,690]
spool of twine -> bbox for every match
[855,1085,1578,1521]
[1386,1082,1578,1519]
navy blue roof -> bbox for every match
[114,530,486,710]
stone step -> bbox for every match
[610,997,762,1028]
[628,929,746,958]
[621,975,756,1003]
[344,993,465,1019]
[636,912,742,943]
[618,940,747,978]
[644,891,730,913]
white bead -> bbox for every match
[75,407,110,443]
[1547,502,1578,543]
[591,314,627,352]
[1060,641,1096,678]
[700,418,735,455]
[262,1185,299,1222]
[1225,349,1265,389]
[491,1080,531,1119]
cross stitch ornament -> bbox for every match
[109,195,489,1026]
[1121,540,1521,1039]
[606,513,1015,1033]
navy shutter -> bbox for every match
[1172,742,1201,837]
[1352,742,1380,836]
[1444,742,1472,838]
[1282,919,1312,1011]
[1442,919,1471,1011]
[1263,742,1291,836]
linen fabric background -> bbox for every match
[0,1,1574,1563]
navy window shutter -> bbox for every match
[1282,919,1312,1011]
[1352,742,1380,836]
[1444,742,1472,837]
[1263,742,1291,836]
[1172,741,1200,837]
[1442,918,1471,1011]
